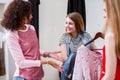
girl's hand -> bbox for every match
[48,60,63,72]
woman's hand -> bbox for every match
[48,60,63,72]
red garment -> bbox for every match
[100,46,120,80]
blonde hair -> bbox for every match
[104,0,120,59]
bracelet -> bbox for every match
[46,60,49,64]
[46,60,48,64]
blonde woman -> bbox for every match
[100,0,120,80]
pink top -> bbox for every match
[73,45,102,80]
[5,24,44,80]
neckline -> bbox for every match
[18,25,28,32]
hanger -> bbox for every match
[84,32,104,47]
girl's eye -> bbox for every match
[65,22,73,25]
[69,22,73,25]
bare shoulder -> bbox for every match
[105,32,115,46]
[105,32,114,41]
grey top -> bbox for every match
[59,32,93,55]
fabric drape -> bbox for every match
[72,45,102,80]
[0,42,5,76]
[28,0,40,38]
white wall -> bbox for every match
[39,0,67,80]
[0,0,15,80]
[85,0,105,48]
[0,0,105,80]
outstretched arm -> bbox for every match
[42,44,68,63]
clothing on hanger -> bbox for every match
[72,45,102,80]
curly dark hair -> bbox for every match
[1,0,32,31]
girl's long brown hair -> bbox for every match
[66,12,85,35]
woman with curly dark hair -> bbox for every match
[1,0,62,80]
